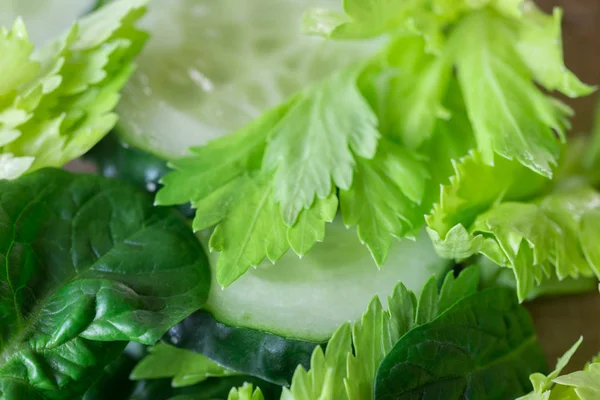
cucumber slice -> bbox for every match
[113,0,376,159]
[0,0,95,45]
[202,222,452,342]
[165,311,319,387]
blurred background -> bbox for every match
[529,0,600,371]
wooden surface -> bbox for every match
[527,0,600,371]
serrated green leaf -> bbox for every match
[130,344,238,388]
[520,337,600,400]
[340,139,428,265]
[363,36,452,148]
[374,287,546,400]
[450,9,571,177]
[209,176,288,286]
[282,324,352,400]
[517,338,583,400]
[303,0,426,39]
[287,194,338,257]
[553,364,600,399]
[516,6,595,98]
[0,169,210,399]
[0,0,148,180]
[0,19,39,98]
[286,267,480,400]
[427,151,549,243]
[427,152,600,300]
[264,67,379,225]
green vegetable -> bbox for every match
[201,224,451,341]
[519,338,600,400]
[427,152,600,300]
[164,311,320,387]
[518,338,583,400]
[156,0,591,288]
[0,168,210,399]
[282,266,520,400]
[0,0,148,180]
[131,344,239,388]
[374,287,546,399]
[108,0,375,159]
[228,383,265,400]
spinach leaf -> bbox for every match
[374,288,547,400]
[0,168,210,399]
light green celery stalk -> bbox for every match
[0,0,147,179]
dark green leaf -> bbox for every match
[86,134,170,194]
[83,352,138,400]
[0,168,210,399]
[164,311,321,387]
[375,288,547,400]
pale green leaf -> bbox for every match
[516,5,595,98]
[264,67,379,225]
[450,9,571,177]
[361,36,452,148]
[0,19,39,97]
[209,176,288,286]
[427,153,600,300]
[427,151,549,242]
[130,344,238,388]
[157,106,320,287]
[228,382,265,400]
[517,338,583,400]
[0,0,148,179]
[554,364,600,399]
[282,324,352,400]
[340,139,429,265]
[520,339,600,400]
[287,194,338,257]
[303,0,426,39]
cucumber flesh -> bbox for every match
[202,220,452,342]
[114,0,377,159]
[0,0,95,45]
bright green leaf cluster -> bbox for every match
[427,151,600,301]
[157,0,591,287]
[0,0,147,180]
